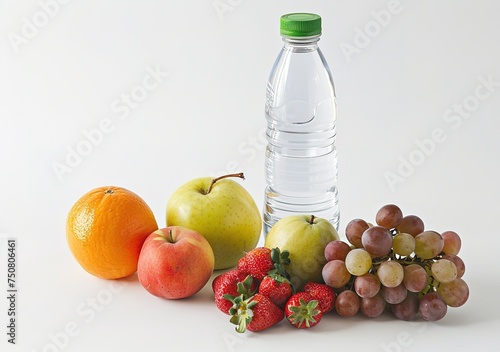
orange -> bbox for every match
[66,186,158,279]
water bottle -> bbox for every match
[263,13,339,234]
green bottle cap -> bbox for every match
[280,13,321,37]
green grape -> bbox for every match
[437,278,469,307]
[403,264,428,293]
[322,260,351,288]
[441,230,462,255]
[431,259,457,283]
[345,248,372,276]
[442,254,465,278]
[414,231,444,259]
[377,260,404,288]
[393,232,415,257]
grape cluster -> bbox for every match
[322,204,469,321]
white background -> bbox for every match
[1,0,499,351]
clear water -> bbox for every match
[263,38,339,234]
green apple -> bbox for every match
[264,215,339,291]
[166,173,262,270]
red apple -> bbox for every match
[137,226,215,299]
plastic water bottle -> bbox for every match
[263,13,339,234]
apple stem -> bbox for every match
[206,172,245,194]
[169,229,174,242]
[309,215,315,224]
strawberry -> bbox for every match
[238,247,291,281]
[226,293,284,332]
[258,274,294,309]
[304,282,336,313]
[237,247,273,281]
[212,270,256,315]
[285,292,323,329]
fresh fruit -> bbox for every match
[137,226,215,299]
[345,218,369,248]
[334,289,360,317]
[375,204,403,229]
[264,214,339,290]
[361,226,393,257]
[324,239,351,262]
[258,274,293,309]
[322,259,351,288]
[166,173,261,270]
[212,270,256,315]
[237,247,272,280]
[303,282,336,313]
[238,246,291,281]
[226,293,284,332]
[419,292,447,321]
[322,204,469,322]
[284,292,323,329]
[66,186,158,279]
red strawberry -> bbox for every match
[285,292,323,329]
[304,282,336,313]
[226,293,284,332]
[212,270,256,315]
[237,247,273,281]
[238,247,291,281]
[258,274,294,309]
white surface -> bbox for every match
[1,0,499,351]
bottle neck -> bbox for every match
[282,35,320,52]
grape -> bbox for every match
[360,292,386,318]
[431,259,457,283]
[403,264,428,293]
[322,260,351,288]
[437,278,469,307]
[345,219,369,248]
[335,289,360,317]
[375,204,403,229]
[419,292,447,321]
[414,231,444,259]
[339,204,468,323]
[381,283,407,304]
[345,248,372,276]
[354,273,380,299]
[324,240,352,262]
[392,232,415,257]
[391,293,419,321]
[377,260,404,288]
[396,215,425,237]
[361,226,393,257]
[442,254,465,278]
[441,230,462,255]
